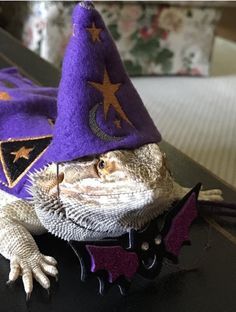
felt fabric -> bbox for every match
[86,245,139,283]
[46,3,161,163]
[0,67,36,88]
[0,68,57,198]
[163,192,198,257]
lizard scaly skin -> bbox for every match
[0,143,223,298]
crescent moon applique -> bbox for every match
[89,103,124,142]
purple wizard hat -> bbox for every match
[46,2,161,163]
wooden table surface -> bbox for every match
[0,27,236,312]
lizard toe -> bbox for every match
[199,189,223,202]
[8,258,20,282]
[41,262,58,277]
[42,255,57,266]
[33,267,50,289]
[22,267,33,295]
[201,189,223,196]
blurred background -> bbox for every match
[1,1,236,75]
[0,1,235,189]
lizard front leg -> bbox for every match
[172,181,223,202]
[0,200,58,299]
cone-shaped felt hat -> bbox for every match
[46,2,161,163]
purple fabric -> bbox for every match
[46,3,161,163]
[86,245,139,283]
[0,68,57,198]
[0,67,37,88]
[164,193,198,257]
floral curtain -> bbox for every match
[23,2,221,76]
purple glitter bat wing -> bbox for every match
[86,245,139,283]
[69,239,139,295]
[161,184,200,262]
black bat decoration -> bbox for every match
[69,183,201,295]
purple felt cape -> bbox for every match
[45,3,161,163]
[0,68,57,198]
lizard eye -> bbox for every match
[97,158,117,176]
[98,159,106,170]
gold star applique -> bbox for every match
[114,119,121,129]
[86,22,102,43]
[11,146,34,163]
[89,69,133,126]
[0,91,11,101]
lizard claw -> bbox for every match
[6,280,14,287]
[7,253,58,299]
[55,274,59,282]
[46,288,51,299]
[26,292,31,302]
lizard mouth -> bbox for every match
[58,185,154,198]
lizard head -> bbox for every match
[29,143,174,241]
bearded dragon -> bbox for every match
[0,143,223,299]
